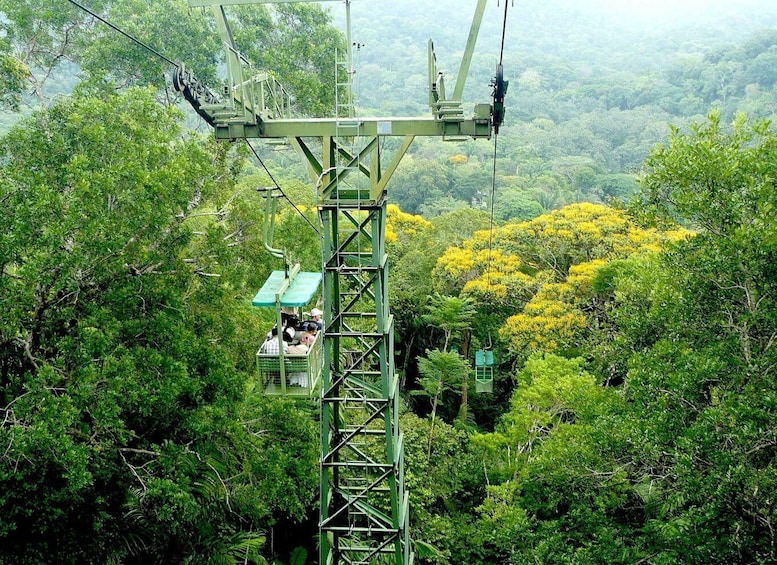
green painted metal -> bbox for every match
[191,115,492,141]
[251,270,322,307]
[453,0,488,101]
[176,1,501,563]
[474,349,494,394]
[256,330,323,397]
[318,197,409,564]
[261,188,285,261]
[211,6,258,124]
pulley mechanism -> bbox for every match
[173,63,220,126]
[490,63,508,134]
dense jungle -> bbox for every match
[2,0,777,563]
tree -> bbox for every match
[420,293,478,424]
[613,111,777,562]
[388,207,491,394]
[414,349,470,463]
[422,293,476,353]
[399,413,487,565]
[79,0,220,93]
[434,203,688,311]
[0,0,343,120]
[231,2,345,116]
[0,45,29,111]
[389,156,451,215]
[0,89,319,564]
[493,184,545,222]
[0,0,99,108]
[418,195,470,218]
[471,353,637,563]
[500,282,588,358]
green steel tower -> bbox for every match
[175,2,503,562]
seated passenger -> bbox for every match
[281,311,300,332]
[307,308,324,331]
[262,327,288,354]
[288,337,310,387]
[300,328,317,346]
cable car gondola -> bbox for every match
[252,188,323,398]
[252,267,323,397]
[474,348,494,394]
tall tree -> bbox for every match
[0,89,318,564]
[0,0,343,119]
[422,293,476,353]
[0,0,101,108]
[233,2,344,117]
[629,111,777,561]
[414,349,470,463]
[78,0,220,93]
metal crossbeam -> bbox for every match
[177,2,497,563]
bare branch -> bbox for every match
[118,447,162,457]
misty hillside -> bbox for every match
[321,1,777,216]
[335,0,777,111]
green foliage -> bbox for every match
[470,353,640,563]
[618,112,777,562]
[641,110,777,238]
[400,413,486,565]
[233,3,345,117]
[287,546,307,565]
[79,0,220,91]
[416,349,468,397]
[389,208,492,404]
[413,349,470,466]
[0,0,342,128]
[389,155,452,215]
[0,89,318,564]
[422,293,476,352]
[4,4,777,564]
[0,0,97,109]
[0,51,28,110]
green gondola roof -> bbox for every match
[251,270,322,307]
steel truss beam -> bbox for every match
[178,3,494,563]
[319,189,410,565]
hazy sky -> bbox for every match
[341,0,777,35]
[584,0,776,20]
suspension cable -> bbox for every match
[245,140,322,238]
[66,0,177,67]
[498,1,511,65]
[487,133,499,288]
[486,1,511,288]
[67,0,320,239]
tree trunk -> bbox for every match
[460,328,471,424]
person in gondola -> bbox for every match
[301,327,317,346]
[288,327,316,354]
[262,327,287,354]
[309,308,324,331]
[287,327,317,387]
[282,324,295,344]
[281,308,300,333]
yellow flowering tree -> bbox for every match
[500,202,688,277]
[500,282,588,356]
[386,203,432,246]
[433,228,540,307]
[434,203,690,360]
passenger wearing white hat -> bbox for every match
[310,308,324,330]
